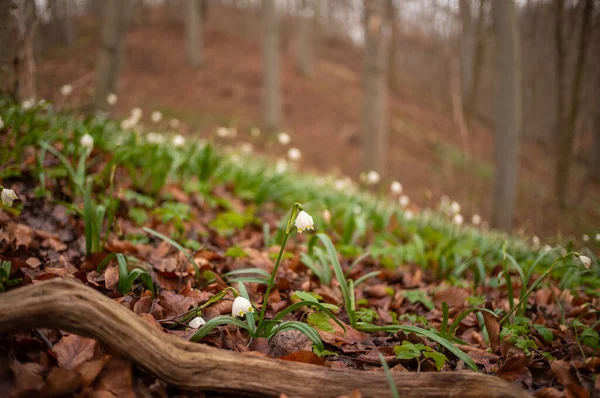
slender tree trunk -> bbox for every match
[10,0,38,102]
[362,0,389,178]
[185,0,203,67]
[262,0,282,132]
[491,0,522,231]
[62,0,76,47]
[459,0,474,112]
[295,0,313,77]
[93,0,130,110]
[467,0,486,114]
[387,0,401,93]
[555,0,593,206]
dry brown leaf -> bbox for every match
[158,290,197,318]
[455,344,499,372]
[75,356,109,388]
[53,334,96,370]
[496,348,532,389]
[317,319,369,346]
[41,367,81,396]
[103,265,119,290]
[25,257,41,268]
[534,387,566,398]
[483,303,500,352]
[551,360,580,388]
[433,286,470,308]
[9,360,45,396]
[270,330,312,356]
[95,357,135,398]
[278,351,327,366]
[565,384,589,398]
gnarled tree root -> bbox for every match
[0,278,530,397]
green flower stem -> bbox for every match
[499,251,577,325]
[258,203,302,325]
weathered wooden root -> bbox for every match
[0,278,530,397]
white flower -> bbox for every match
[275,159,288,174]
[532,235,540,247]
[120,117,135,130]
[404,210,414,220]
[399,195,410,208]
[450,201,461,214]
[189,316,206,328]
[169,118,180,129]
[80,133,94,150]
[216,127,230,138]
[452,214,464,226]
[471,214,481,225]
[596,233,600,242]
[542,245,552,253]
[366,170,380,185]
[151,111,162,123]
[278,132,291,145]
[1,188,18,207]
[240,142,253,155]
[146,132,165,144]
[131,107,142,119]
[106,93,117,105]
[579,255,591,270]
[232,296,254,317]
[582,234,589,242]
[0,115,4,129]
[172,134,185,147]
[439,195,451,210]
[288,148,301,161]
[390,181,402,195]
[22,99,34,110]
[295,210,314,233]
[251,127,261,137]
[322,209,331,224]
[60,84,73,96]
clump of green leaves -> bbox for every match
[393,340,448,371]
[115,254,154,296]
[0,261,21,292]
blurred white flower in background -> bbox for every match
[390,181,402,195]
[240,142,253,155]
[275,159,288,174]
[169,118,180,129]
[404,210,414,220]
[232,296,254,317]
[366,170,380,185]
[295,210,314,233]
[189,317,206,328]
[131,107,142,119]
[151,111,162,123]
[277,132,291,145]
[288,148,301,161]
[106,93,117,105]
[596,233,600,242]
[542,244,552,253]
[532,235,540,247]
[399,195,410,208]
[22,99,34,110]
[146,132,165,144]
[452,214,464,226]
[172,134,185,147]
[60,84,73,97]
[1,188,18,207]
[439,195,451,211]
[0,116,4,129]
[80,133,94,151]
[582,234,589,242]
[322,209,331,224]
[471,214,481,225]
[450,201,461,214]
[251,127,261,137]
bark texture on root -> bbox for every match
[0,278,531,398]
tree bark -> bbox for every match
[295,0,313,77]
[185,0,203,67]
[262,0,282,132]
[387,0,401,93]
[0,278,531,398]
[554,0,593,206]
[491,0,522,231]
[459,0,474,111]
[362,0,389,178]
[10,0,38,102]
[93,0,130,110]
[467,0,486,114]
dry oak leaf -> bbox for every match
[41,367,82,396]
[278,351,328,366]
[159,290,197,318]
[75,356,109,388]
[483,303,500,353]
[317,319,369,346]
[9,360,45,396]
[95,357,135,398]
[103,264,119,291]
[53,334,97,370]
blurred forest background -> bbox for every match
[1,0,599,243]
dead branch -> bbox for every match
[0,278,531,398]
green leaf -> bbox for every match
[225,246,248,258]
[313,345,338,358]
[423,351,448,371]
[267,321,324,352]
[378,353,399,398]
[292,291,320,303]
[393,341,424,360]
[189,315,254,342]
[403,290,434,311]
[533,325,554,342]
[308,311,335,333]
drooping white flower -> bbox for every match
[189,316,206,328]
[532,235,540,247]
[106,93,117,105]
[80,133,94,151]
[131,107,142,120]
[216,127,230,138]
[278,132,291,145]
[390,181,402,195]
[1,188,18,207]
[251,127,261,137]
[169,118,180,129]
[60,84,73,96]
[404,210,414,220]
[151,111,162,123]
[240,142,253,155]
[172,134,185,147]
[471,214,481,225]
[0,115,4,129]
[582,234,589,242]
[450,201,461,215]
[452,214,464,226]
[288,148,301,161]
[579,255,591,270]
[399,195,410,208]
[275,159,288,174]
[294,210,314,233]
[366,170,380,185]
[542,245,552,253]
[232,296,254,317]
[22,99,34,110]
[146,132,165,144]
[596,233,600,242]
[322,209,331,224]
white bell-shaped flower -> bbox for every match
[471,214,481,225]
[596,233,600,242]
[0,115,4,129]
[366,170,380,185]
[60,84,73,96]
[173,134,185,147]
[80,133,94,151]
[399,195,410,208]
[106,93,117,105]
[288,148,301,161]
[579,255,591,270]
[278,132,291,145]
[582,234,589,242]
[169,118,180,129]
[452,214,464,226]
[295,210,314,233]
[151,111,162,123]
[450,201,461,214]
[189,316,206,328]
[390,181,402,195]
[1,188,18,207]
[232,296,254,317]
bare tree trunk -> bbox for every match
[491,0,521,231]
[262,0,282,132]
[185,0,203,67]
[362,0,389,178]
[554,0,593,206]
[459,0,474,112]
[387,0,400,93]
[93,0,130,110]
[295,0,313,77]
[61,0,76,47]
[467,0,486,114]
[10,0,38,103]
